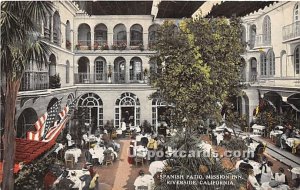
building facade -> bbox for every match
[240,1,300,125]
[13,1,180,138]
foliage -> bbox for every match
[66,40,71,49]
[256,110,278,132]
[49,74,61,89]
[100,43,109,50]
[1,1,53,189]
[142,120,151,128]
[111,42,127,50]
[150,16,246,189]
[223,138,248,151]
[15,157,56,190]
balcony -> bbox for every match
[283,21,300,42]
[251,76,300,88]
[75,40,91,51]
[253,34,271,48]
[74,72,146,84]
[20,71,49,91]
[94,40,108,50]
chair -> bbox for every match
[137,185,148,190]
[104,154,113,166]
[135,156,144,166]
[65,154,74,169]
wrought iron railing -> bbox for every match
[74,73,107,84]
[254,34,271,47]
[130,39,143,46]
[76,40,91,50]
[20,71,49,91]
[283,21,300,41]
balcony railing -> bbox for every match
[94,40,108,50]
[74,72,146,84]
[130,39,143,46]
[283,21,300,42]
[76,40,91,50]
[254,34,271,48]
[20,71,49,91]
[251,76,300,87]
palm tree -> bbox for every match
[1,2,53,189]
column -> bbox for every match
[127,31,130,48]
[143,32,148,50]
[107,31,113,48]
[125,57,130,83]
[91,25,94,50]
[71,30,74,52]
[90,58,94,83]
[50,15,54,43]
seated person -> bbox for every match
[247,169,261,190]
[102,130,110,146]
[66,133,75,148]
[273,167,287,185]
[281,123,294,149]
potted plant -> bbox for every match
[111,44,117,50]
[139,43,144,51]
[101,43,109,50]
[49,74,61,89]
[93,42,99,50]
[66,40,71,50]
[143,68,148,83]
[75,43,81,50]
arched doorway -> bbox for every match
[78,93,103,133]
[53,11,61,46]
[152,98,170,132]
[77,57,90,83]
[47,97,58,110]
[130,57,143,82]
[94,56,107,82]
[130,24,143,46]
[78,23,91,49]
[264,91,282,114]
[114,57,126,83]
[114,92,140,128]
[16,108,38,138]
[113,24,127,45]
[49,54,56,76]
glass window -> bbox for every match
[267,50,275,76]
[263,16,271,44]
[295,3,299,21]
[260,53,267,76]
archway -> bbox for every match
[263,91,282,113]
[77,57,90,83]
[53,11,61,46]
[16,108,38,138]
[130,57,143,82]
[47,97,58,111]
[130,24,143,46]
[249,57,257,82]
[113,24,127,45]
[78,23,91,49]
[94,23,108,47]
[78,93,103,133]
[148,24,160,48]
[49,54,56,76]
[115,92,140,128]
[152,98,171,132]
[94,56,107,82]
[114,57,126,83]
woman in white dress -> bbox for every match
[260,161,273,184]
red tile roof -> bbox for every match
[15,138,56,163]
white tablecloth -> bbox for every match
[291,167,300,179]
[89,147,105,164]
[65,148,82,163]
[248,142,260,152]
[149,160,166,176]
[252,124,266,130]
[261,182,289,190]
[53,169,90,189]
[134,174,154,190]
[116,129,123,135]
[134,146,148,158]
[286,138,300,148]
[270,130,283,138]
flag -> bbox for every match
[41,98,63,140]
[27,112,48,141]
[42,97,79,142]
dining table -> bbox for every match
[134,174,155,190]
[291,166,300,179]
[89,146,106,164]
[149,160,166,176]
[286,138,300,153]
[134,145,148,158]
[261,181,289,190]
[64,148,82,163]
[235,160,261,176]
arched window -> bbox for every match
[78,93,103,130]
[148,24,159,48]
[66,20,71,50]
[114,92,140,128]
[262,16,271,45]
[78,23,91,49]
[260,53,267,76]
[249,25,256,49]
[130,24,143,46]
[53,11,61,46]
[94,24,108,47]
[130,57,143,82]
[267,50,275,76]
[114,57,126,83]
[295,45,300,74]
[280,50,287,77]
[66,61,70,83]
[16,108,38,138]
[294,3,299,21]
[113,24,127,46]
[94,56,107,82]
[49,54,56,76]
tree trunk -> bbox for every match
[2,76,20,190]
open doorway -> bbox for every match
[121,107,134,126]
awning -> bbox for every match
[14,138,56,163]
[206,1,277,18]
